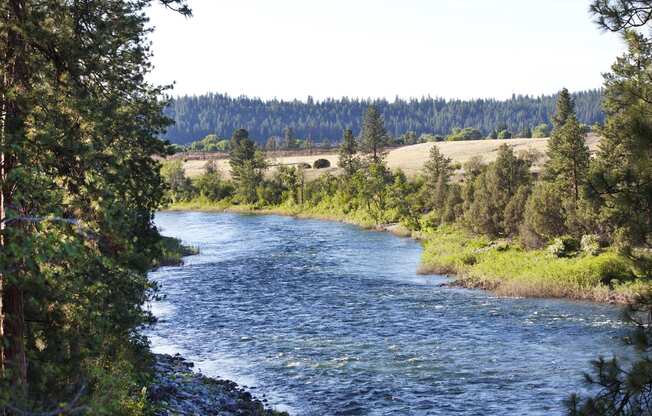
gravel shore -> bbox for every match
[149,354,288,416]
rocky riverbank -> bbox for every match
[149,353,288,416]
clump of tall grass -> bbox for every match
[419,226,646,303]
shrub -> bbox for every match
[547,236,579,258]
[446,127,483,141]
[313,158,331,169]
[580,234,601,256]
[419,210,442,231]
[460,252,477,266]
[497,129,512,139]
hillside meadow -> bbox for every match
[178,135,601,179]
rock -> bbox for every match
[150,353,288,416]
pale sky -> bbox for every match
[147,0,625,101]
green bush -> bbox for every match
[313,158,331,169]
[547,236,580,258]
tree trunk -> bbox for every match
[1,0,28,388]
[2,286,26,384]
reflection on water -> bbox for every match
[146,211,630,415]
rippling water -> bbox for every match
[147,211,631,415]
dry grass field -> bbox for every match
[180,134,600,180]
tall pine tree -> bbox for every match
[359,106,388,163]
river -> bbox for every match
[147,211,630,415]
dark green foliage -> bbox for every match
[532,123,551,138]
[0,0,189,412]
[195,163,234,202]
[162,160,195,202]
[313,159,331,169]
[399,131,419,145]
[359,106,389,163]
[497,129,512,139]
[552,88,574,129]
[187,134,229,152]
[546,115,591,203]
[229,129,268,204]
[466,145,532,236]
[162,91,605,145]
[447,127,483,141]
[547,236,580,258]
[591,0,652,31]
[422,145,453,212]
[523,181,567,245]
[587,31,652,247]
[504,185,531,236]
[338,129,360,176]
[569,293,652,415]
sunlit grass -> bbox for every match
[420,226,650,303]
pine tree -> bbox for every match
[359,106,388,163]
[467,145,531,236]
[552,88,574,130]
[229,129,267,203]
[545,115,591,203]
[423,145,453,210]
[588,31,652,245]
[338,129,359,176]
[1,0,190,408]
[229,128,256,181]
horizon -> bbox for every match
[147,0,624,101]
[168,87,602,103]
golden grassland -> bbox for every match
[178,135,601,179]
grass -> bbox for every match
[420,226,651,303]
[154,236,199,267]
[179,135,601,179]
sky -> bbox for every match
[147,0,625,101]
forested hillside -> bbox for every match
[163,90,604,144]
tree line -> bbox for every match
[162,89,604,145]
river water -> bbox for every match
[148,211,631,415]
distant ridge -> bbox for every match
[163,90,604,145]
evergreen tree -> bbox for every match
[591,0,652,31]
[0,0,190,410]
[423,145,453,210]
[359,106,388,163]
[338,129,359,177]
[588,31,652,246]
[229,129,256,181]
[546,115,591,204]
[552,88,574,130]
[229,129,267,203]
[570,5,652,413]
[163,90,605,145]
[467,145,531,236]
